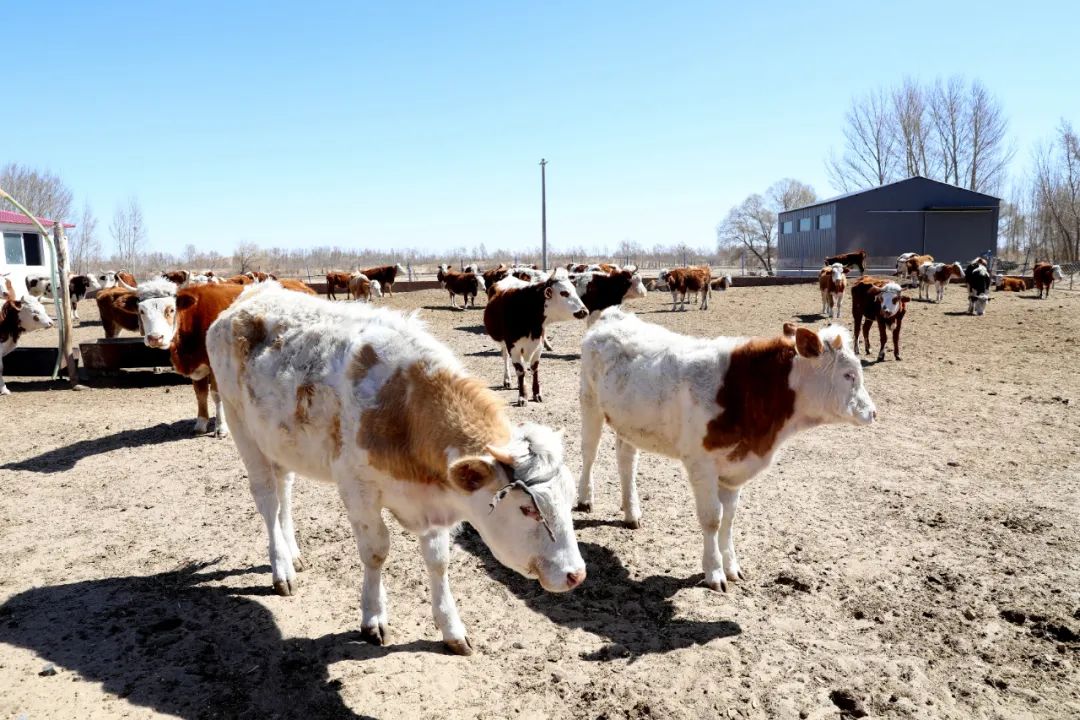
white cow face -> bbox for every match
[97,272,118,289]
[625,273,647,300]
[139,296,178,348]
[543,269,588,321]
[793,325,876,426]
[451,424,586,593]
[1052,264,1064,281]
[876,282,906,319]
[370,279,383,298]
[829,263,845,283]
[2,279,54,333]
[969,291,989,316]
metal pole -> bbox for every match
[540,158,548,272]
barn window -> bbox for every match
[798,217,812,232]
[22,233,43,265]
[782,220,793,234]
[818,213,833,230]
[3,232,24,264]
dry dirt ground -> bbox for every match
[1,282,1078,720]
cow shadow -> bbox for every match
[943,310,974,316]
[455,528,741,660]
[793,313,827,323]
[0,560,438,719]
[456,324,488,335]
[1,419,193,474]
[420,305,479,313]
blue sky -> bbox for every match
[4,1,1077,256]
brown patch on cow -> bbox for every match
[357,362,511,486]
[231,312,268,375]
[703,336,796,462]
[295,383,316,424]
[348,344,379,383]
[330,413,343,457]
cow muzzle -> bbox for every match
[573,309,588,319]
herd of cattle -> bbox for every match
[0,251,1069,654]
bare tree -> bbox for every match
[1032,121,1080,262]
[717,194,778,274]
[892,78,934,178]
[110,196,147,271]
[767,178,817,212]
[826,88,898,191]
[965,80,1014,194]
[0,163,74,220]
[69,202,101,274]
[234,241,263,274]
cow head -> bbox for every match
[395,263,406,273]
[3,277,54,333]
[369,280,383,298]
[450,422,585,593]
[829,263,845,283]
[791,324,876,426]
[543,269,588,320]
[948,262,964,279]
[126,278,179,348]
[969,291,989,316]
[869,282,906,319]
[97,271,118,289]
[624,271,647,300]
[1052,264,1064,280]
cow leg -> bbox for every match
[231,419,296,595]
[500,345,511,389]
[862,318,873,355]
[575,389,604,512]
[821,290,829,316]
[852,311,862,353]
[700,285,709,311]
[419,528,471,655]
[834,292,843,319]
[892,318,902,361]
[192,375,211,433]
[338,479,390,645]
[210,376,229,438]
[0,356,8,395]
[277,471,305,571]
[689,464,726,592]
[669,289,678,311]
[513,360,526,407]
[542,332,553,351]
[615,436,641,528]
[718,485,744,582]
[530,360,542,402]
[877,319,887,362]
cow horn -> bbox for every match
[118,277,137,292]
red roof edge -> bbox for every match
[0,209,76,229]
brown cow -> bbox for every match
[996,276,1027,292]
[224,274,254,285]
[573,270,647,313]
[818,263,846,318]
[566,263,589,273]
[162,270,190,285]
[116,271,137,287]
[903,254,934,283]
[325,271,352,300]
[1033,262,1064,299]
[95,286,140,337]
[360,264,406,296]
[660,266,712,311]
[851,277,910,361]
[246,271,276,282]
[482,265,510,296]
[436,264,484,309]
[279,278,317,295]
[825,250,868,273]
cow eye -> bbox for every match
[844,372,856,383]
[520,505,541,520]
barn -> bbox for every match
[1,209,75,280]
[776,176,1000,275]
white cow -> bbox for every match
[818,263,846,318]
[918,261,964,303]
[206,283,585,654]
[1,277,55,395]
[117,277,179,348]
[577,308,876,591]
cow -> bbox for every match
[710,274,733,291]
[510,266,548,283]
[482,265,510,295]
[1,277,55,396]
[97,271,120,290]
[205,283,585,653]
[116,271,137,287]
[348,273,382,302]
[277,278,317,295]
[996,276,1027,292]
[25,273,101,323]
[572,270,647,314]
[901,254,934,287]
[918,261,964,303]
[566,263,589,273]
[246,271,276,282]
[825,249,868,273]
[162,270,191,286]
[577,308,875,591]
[660,266,712,311]
[851,277,910,361]
[483,269,588,406]
[818,263,846,318]
[436,264,485,310]
[325,271,352,300]
[95,286,140,337]
[116,277,180,349]
[360,264,406,296]
[225,274,254,285]
[1033,262,1064,299]
[965,261,992,315]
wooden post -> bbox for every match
[53,222,84,389]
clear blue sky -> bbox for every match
[5,1,1078,256]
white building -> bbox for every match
[1,209,75,282]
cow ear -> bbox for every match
[829,334,844,351]
[900,295,911,303]
[176,294,198,312]
[781,322,796,338]
[122,294,140,312]
[448,456,497,492]
[544,286,554,299]
[794,327,823,357]
[867,285,882,296]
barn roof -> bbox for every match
[782,176,1001,215]
[0,209,76,229]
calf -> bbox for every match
[902,254,934,287]
[996,276,1027,292]
[710,274,733,291]
[116,271,137,287]
[1033,262,1064,299]
[206,284,585,653]
[95,286,140,337]
[851,277,910,361]
[577,308,875,590]
[437,264,485,309]
[661,266,712,311]
[348,272,382,302]
[965,261,992,315]
[825,249,867,273]
[28,274,101,323]
[325,271,351,300]
[1,277,55,395]
[483,265,510,296]
[483,269,587,406]
[818,263,846,318]
[360,263,406,296]
[97,271,120,289]
[918,261,964,303]
[573,269,647,314]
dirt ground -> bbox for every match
[1,281,1078,720]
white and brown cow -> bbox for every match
[483,269,587,406]
[1,277,55,396]
[660,266,712,311]
[917,261,964,303]
[359,263,406,296]
[348,272,382,303]
[325,271,352,300]
[1033,262,1064,299]
[818,262,846,318]
[205,283,586,654]
[572,269,647,314]
[577,308,875,591]
[851,277,910,360]
[436,264,485,309]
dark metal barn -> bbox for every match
[776,176,1000,275]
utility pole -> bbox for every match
[540,158,548,272]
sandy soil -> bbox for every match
[1,282,1078,720]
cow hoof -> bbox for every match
[272,578,297,597]
[624,518,640,530]
[573,502,592,513]
[726,568,746,582]
[894,355,902,361]
[444,636,474,656]
[704,577,728,593]
[292,556,308,572]
[502,381,511,390]
[532,394,543,403]
[193,419,209,434]
[515,398,527,408]
[359,623,388,647]
[0,386,10,396]
[877,354,886,362]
